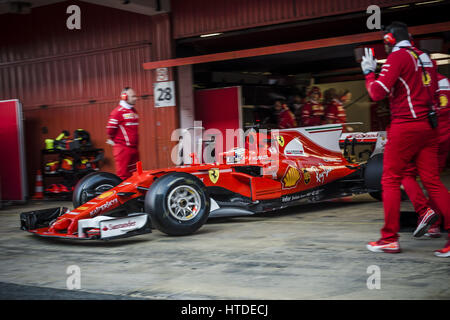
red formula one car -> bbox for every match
[21,124,384,240]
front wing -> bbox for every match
[21,208,152,240]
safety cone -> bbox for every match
[32,169,44,200]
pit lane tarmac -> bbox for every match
[0,173,449,300]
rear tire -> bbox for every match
[365,154,408,202]
[369,189,409,202]
[144,172,210,236]
[72,172,122,208]
[369,191,382,201]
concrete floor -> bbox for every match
[0,176,449,300]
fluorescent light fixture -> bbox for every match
[431,53,450,59]
[200,33,223,38]
[436,59,450,65]
[415,0,443,5]
[388,4,410,9]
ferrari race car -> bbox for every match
[20,124,385,240]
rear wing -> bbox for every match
[339,131,387,157]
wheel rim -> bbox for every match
[167,185,201,221]
[96,184,114,193]
[80,184,114,205]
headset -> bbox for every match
[383,32,397,46]
[384,31,415,47]
[120,87,130,101]
[383,22,410,47]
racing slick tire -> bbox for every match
[365,154,408,202]
[144,172,210,236]
[369,190,408,202]
[72,172,122,208]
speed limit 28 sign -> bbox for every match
[154,81,176,107]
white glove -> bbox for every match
[106,139,115,146]
[361,48,377,75]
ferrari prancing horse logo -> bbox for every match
[277,136,285,147]
[303,169,311,185]
[209,169,220,184]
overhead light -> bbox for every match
[200,33,223,38]
[388,4,410,9]
[415,0,443,5]
[431,53,450,59]
[436,59,450,65]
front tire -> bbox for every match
[72,172,122,208]
[145,172,210,236]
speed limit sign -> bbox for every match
[154,81,176,107]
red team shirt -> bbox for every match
[278,105,297,129]
[106,101,139,147]
[302,100,325,126]
[365,44,438,123]
[325,99,347,124]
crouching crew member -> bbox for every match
[106,87,140,180]
[362,22,449,257]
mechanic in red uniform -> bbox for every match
[274,99,297,129]
[301,86,325,126]
[324,89,354,132]
[106,87,140,180]
[362,22,449,257]
[401,73,450,238]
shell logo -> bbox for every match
[282,166,300,189]
[97,190,115,199]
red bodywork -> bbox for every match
[29,125,362,239]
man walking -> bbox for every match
[106,87,140,180]
[361,22,449,257]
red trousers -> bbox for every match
[113,144,140,180]
[401,127,450,223]
[381,120,450,241]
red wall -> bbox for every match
[0,1,178,196]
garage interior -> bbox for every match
[174,1,450,133]
[0,0,449,301]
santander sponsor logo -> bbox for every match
[102,220,137,231]
[89,198,119,217]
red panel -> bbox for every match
[0,100,25,201]
[172,0,424,39]
[0,45,153,109]
[194,87,241,148]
